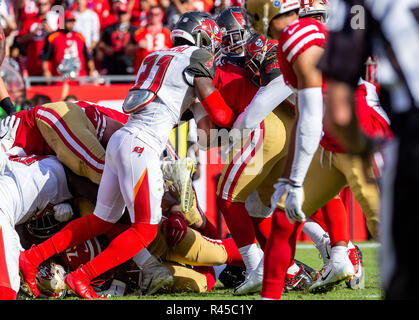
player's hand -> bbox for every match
[0,147,11,175]
[284,183,306,224]
[161,211,188,247]
[270,178,289,210]
[53,203,73,222]
[0,115,20,152]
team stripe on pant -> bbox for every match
[36,107,105,174]
[133,168,151,224]
[0,226,12,290]
[219,122,265,201]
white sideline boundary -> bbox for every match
[296,242,380,249]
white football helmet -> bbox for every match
[36,260,67,298]
[299,0,329,22]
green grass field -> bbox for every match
[98,241,383,301]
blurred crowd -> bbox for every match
[1,0,242,78]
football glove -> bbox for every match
[53,203,73,222]
[161,211,188,247]
[284,183,306,224]
[0,115,20,152]
[270,178,289,210]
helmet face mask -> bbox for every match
[216,7,254,58]
[244,33,273,80]
[299,0,328,23]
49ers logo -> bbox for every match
[193,18,222,44]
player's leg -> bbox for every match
[0,214,20,300]
[35,102,105,185]
[65,130,163,299]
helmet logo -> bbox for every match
[193,18,222,43]
[273,0,281,8]
[255,38,264,47]
[232,11,246,27]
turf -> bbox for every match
[98,241,383,301]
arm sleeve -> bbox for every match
[234,74,293,129]
[289,87,324,186]
[183,48,216,86]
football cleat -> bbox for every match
[346,245,365,289]
[64,268,106,300]
[138,255,174,295]
[309,256,355,293]
[284,265,313,292]
[19,248,41,298]
[232,261,263,296]
[295,259,321,282]
[161,157,196,214]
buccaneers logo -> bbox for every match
[247,35,277,61]
[193,18,222,45]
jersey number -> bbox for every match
[133,54,174,94]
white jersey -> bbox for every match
[124,45,215,153]
[0,156,72,226]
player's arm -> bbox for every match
[189,101,216,149]
[194,76,236,128]
[284,45,324,186]
[0,26,14,116]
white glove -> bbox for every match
[270,178,289,210]
[0,115,20,152]
[53,203,73,222]
[0,147,12,175]
[284,183,306,224]
[270,178,306,224]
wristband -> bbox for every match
[0,97,15,115]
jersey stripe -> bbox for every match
[286,33,326,62]
[282,25,320,51]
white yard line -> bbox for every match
[296,242,380,249]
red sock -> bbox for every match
[199,218,220,239]
[251,216,272,250]
[194,266,217,291]
[221,238,245,267]
[0,286,16,300]
[216,196,257,248]
[322,198,349,246]
[261,209,303,300]
[103,223,130,241]
[309,209,328,231]
[28,214,114,267]
[81,223,158,280]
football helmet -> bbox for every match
[245,33,278,77]
[35,260,68,298]
[216,7,254,58]
[300,0,328,22]
[171,11,222,55]
[245,0,300,37]
[25,203,68,240]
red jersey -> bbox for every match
[134,26,172,74]
[19,17,51,75]
[41,31,90,77]
[213,60,259,117]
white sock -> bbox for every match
[331,245,349,263]
[348,240,355,250]
[132,248,152,268]
[286,262,300,275]
[302,218,328,245]
[238,243,263,273]
[213,264,227,280]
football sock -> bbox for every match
[216,196,257,248]
[322,198,349,247]
[132,248,153,268]
[286,262,300,275]
[251,216,272,250]
[199,218,220,239]
[331,245,349,263]
[261,209,303,300]
[238,243,264,272]
[28,213,113,267]
[81,223,158,280]
[221,238,245,267]
[309,208,328,231]
[302,217,327,245]
[0,286,16,300]
[103,223,130,241]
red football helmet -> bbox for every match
[245,33,278,76]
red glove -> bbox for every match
[161,211,188,247]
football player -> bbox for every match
[19,11,239,299]
[0,155,73,299]
[244,0,390,298]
